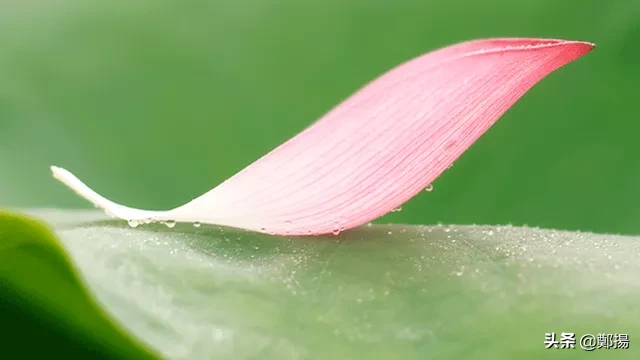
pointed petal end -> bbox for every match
[49,165,164,222]
[553,40,596,64]
[567,40,596,56]
[50,165,61,176]
[51,165,76,187]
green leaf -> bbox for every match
[1,209,639,359]
[0,210,158,359]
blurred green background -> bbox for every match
[1,0,638,234]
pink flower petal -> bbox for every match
[52,38,594,236]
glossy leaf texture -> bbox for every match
[51,38,594,235]
[1,209,638,359]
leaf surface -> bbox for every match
[1,210,638,359]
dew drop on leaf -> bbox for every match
[391,206,402,212]
[425,184,434,192]
[193,222,201,228]
[163,220,176,229]
[127,219,139,228]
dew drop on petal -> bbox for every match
[332,218,345,235]
[444,140,457,151]
[332,221,341,235]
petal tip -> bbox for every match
[572,40,596,53]
[50,165,64,179]
[558,40,596,63]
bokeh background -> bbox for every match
[1,0,638,234]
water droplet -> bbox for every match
[391,206,402,213]
[425,184,434,192]
[332,220,342,235]
[387,231,393,235]
[127,219,139,228]
[284,220,293,235]
[193,222,201,228]
[164,220,176,228]
[444,140,457,150]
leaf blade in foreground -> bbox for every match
[2,209,639,359]
[0,210,158,359]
